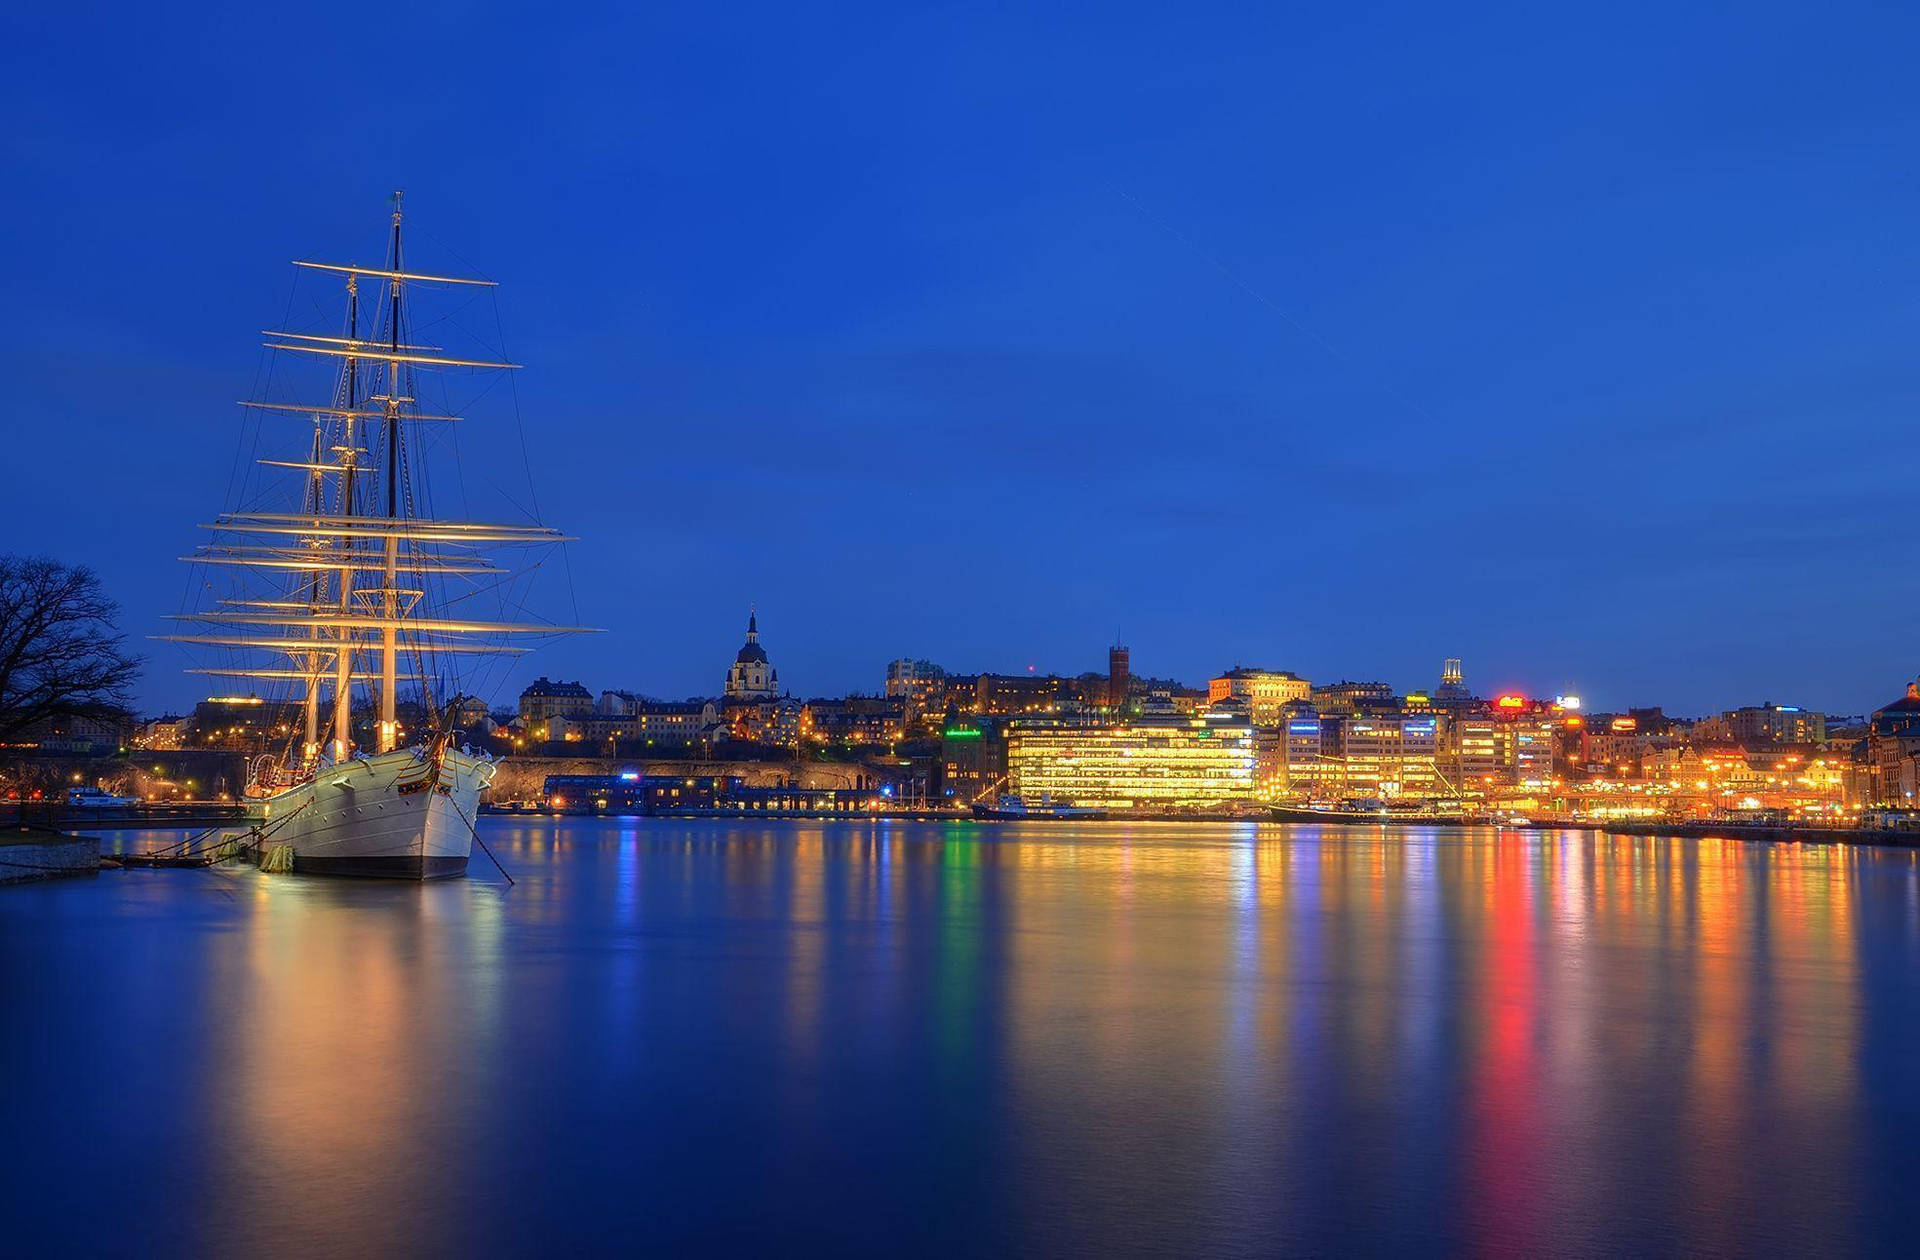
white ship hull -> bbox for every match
[255,745,496,879]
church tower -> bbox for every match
[724,608,780,700]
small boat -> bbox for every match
[972,794,1108,821]
[1272,800,1492,826]
[1271,799,1392,824]
[66,787,140,811]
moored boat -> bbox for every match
[1271,800,1493,825]
[972,794,1108,821]
[66,786,140,811]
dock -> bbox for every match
[1599,820,1920,848]
[56,802,256,830]
[0,825,101,885]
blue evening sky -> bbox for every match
[4,1,1917,715]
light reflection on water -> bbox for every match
[5,821,1919,1256]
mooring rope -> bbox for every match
[449,798,513,886]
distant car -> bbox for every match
[66,786,138,810]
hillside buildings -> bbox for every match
[151,612,1895,821]
[518,677,593,740]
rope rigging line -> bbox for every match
[490,285,584,629]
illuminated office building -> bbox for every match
[1208,667,1311,726]
[940,719,1007,805]
[1496,717,1559,786]
[1339,714,1440,797]
[1008,706,1255,808]
[1256,705,1335,798]
[1443,715,1501,789]
[1255,707,1446,799]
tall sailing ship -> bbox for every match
[162,196,585,877]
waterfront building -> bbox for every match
[884,658,945,699]
[1498,716,1559,787]
[1441,713,1501,789]
[1338,713,1440,798]
[1578,723,1667,777]
[973,672,1068,716]
[1611,706,1676,736]
[723,695,802,747]
[1699,703,1826,748]
[546,711,632,745]
[597,689,641,716]
[132,715,189,751]
[1209,667,1311,726]
[937,666,1154,720]
[445,694,492,731]
[186,695,296,750]
[519,677,594,739]
[884,658,947,732]
[1311,680,1397,716]
[637,701,720,743]
[1254,702,1334,798]
[546,700,719,748]
[1007,703,1255,809]
[542,772,879,815]
[802,696,905,747]
[12,710,132,756]
[940,718,1007,805]
[1866,681,1920,803]
[724,609,780,700]
[1634,747,1850,816]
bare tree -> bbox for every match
[0,556,142,743]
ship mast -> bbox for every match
[300,412,325,764]
[333,273,360,762]
[168,198,594,775]
[378,193,404,753]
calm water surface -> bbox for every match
[5,820,1919,1256]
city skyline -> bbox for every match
[8,2,1919,715]
[115,593,1920,719]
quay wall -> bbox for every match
[0,834,100,885]
[484,756,901,803]
[7,750,906,809]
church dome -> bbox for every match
[725,608,779,700]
